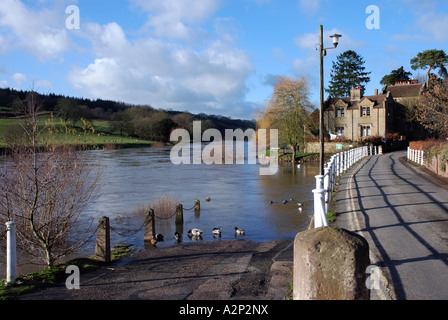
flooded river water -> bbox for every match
[2,144,321,276]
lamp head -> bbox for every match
[330,34,342,48]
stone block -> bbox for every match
[293,227,370,300]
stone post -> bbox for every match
[6,221,17,284]
[95,216,111,262]
[294,227,370,300]
[144,208,155,243]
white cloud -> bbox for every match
[0,0,73,61]
[35,79,54,91]
[417,12,448,43]
[297,0,321,15]
[130,0,220,40]
[12,72,27,85]
[0,80,8,88]
[68,20,255,117]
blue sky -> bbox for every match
[0,0,447,120]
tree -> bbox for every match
[326,50,371,98]
[416,74,448,138]
[258,76,313,162]
[0,91,100,267]
[380,66,413,86]
[411,49,448,84]
[55,97,81,126]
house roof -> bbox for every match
[324,94,388,111]
[385,82,425,98]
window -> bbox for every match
[361,126,371,137]
[336,108,345,118]
[361,107,370,117]
[336,127,345,136]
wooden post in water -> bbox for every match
[194,200,200,217]
[144,208,155,243]
[175,204,184,235]
[95,216,111,262]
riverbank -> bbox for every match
[10,239,293,300]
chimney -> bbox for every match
[350,85,364,101]
[374,89,378,96]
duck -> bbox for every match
[212,227,222,236]
[234,227,246,235]
[187,229,203,237]
[150,236,157,246]
[282,200,288,204]
[297,202,304,208]
[174,232,182,243]
[189,234,203,241]
[298,207,303,213]
[269,201,274,205]
[155,234,164,241]
[206,197,211,202]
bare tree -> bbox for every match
[0,91,101,267]
[258,76,314,162]
[417,75,448,138]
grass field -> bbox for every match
[0,115,156,149]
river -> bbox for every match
[84,144,319,249]
[2,144,320,276]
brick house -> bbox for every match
[323,80,426,141]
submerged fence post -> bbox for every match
[144,209,155,243]
[194,200,200,216]
[95,216,111,262]
[6,221,17,284]
[175,204,184,225]
[175,204,184,235]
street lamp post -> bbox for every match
[318,25,341,175]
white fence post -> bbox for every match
[324,167,330,213]
[313,188,328,228]
[6,221,17,284]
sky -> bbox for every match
[0,0,447,120]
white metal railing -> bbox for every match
[407,147,424,166]
[313,145,379,228]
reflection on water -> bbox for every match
[83,145,320,251]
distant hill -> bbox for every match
[0,88,256,143]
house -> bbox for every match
[323,86,395,141]
[323,80,426,142]
[381,79,426,140]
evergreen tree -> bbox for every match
[326,50,371,98]
[380,66,413,86]
[410,49,448,84]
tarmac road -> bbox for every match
[334,151,448,300]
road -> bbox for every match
[335,151,448,300]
